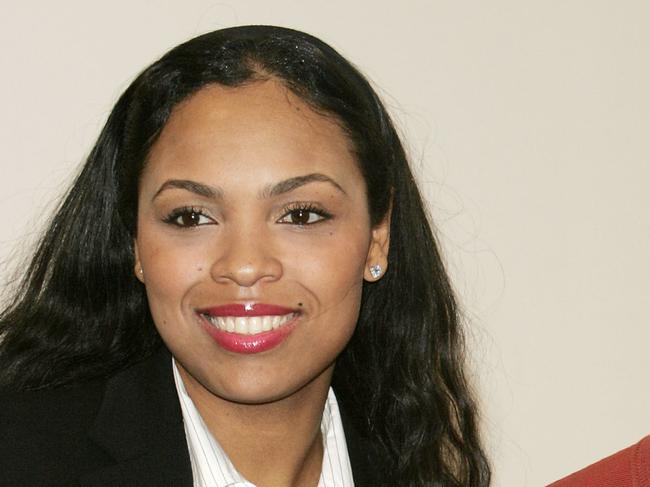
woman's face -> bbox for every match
[134,80,389,404]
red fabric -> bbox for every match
[548,435,650,487]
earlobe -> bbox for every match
[363,213,390,282]
[368,264,383,280]
[133,240,145,283]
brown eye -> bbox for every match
[289,209,311,225]
[179,212,203,227]
[277,206,329,225]
[164,208,214,227]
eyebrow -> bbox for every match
[152,173,346,202]
[260,173,346,198]
[152,179,223,201]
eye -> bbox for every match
[277,204,331,226]
[163,207,215,228]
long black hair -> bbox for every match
[0,25,490,486]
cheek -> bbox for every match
[282,229,369,309]
[137,233,206,317]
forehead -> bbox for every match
[143,80,363,188]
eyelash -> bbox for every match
[276,203,333,226]
[161,203,332,228]
[162,206,214,228]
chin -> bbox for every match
[203,377,306,406]
[199,362,334,406]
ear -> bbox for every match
[133,239,145,283]
[363,211,391,282]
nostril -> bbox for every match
[210,255,283,287]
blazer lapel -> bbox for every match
[81,347,193,487]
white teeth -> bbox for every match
[249,316,262,334]
[203,313,296,335]
[272,316,281,329]
[262,316,272,331]
[235,317,247,334]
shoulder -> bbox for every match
[548,435,650,487]
[0,378,105,416]
[0,380,109,486]
[0,348,190,487]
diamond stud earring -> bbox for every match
[369,264,382,279]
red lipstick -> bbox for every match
[197,303,300,354]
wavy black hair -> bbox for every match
[0,25,490,486]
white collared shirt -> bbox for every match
[172,360,355,487]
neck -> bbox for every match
[177,362,332,487]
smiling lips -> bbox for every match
[197,303,300,354]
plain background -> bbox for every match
[1,1,648,485]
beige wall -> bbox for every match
[1,2,649,485]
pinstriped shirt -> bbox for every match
[172,360,355,487]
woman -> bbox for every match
[0,25,490,486]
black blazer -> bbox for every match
[0,347,382,486]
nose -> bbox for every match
[210,227,283,287]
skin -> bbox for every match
[133,80,389,486]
